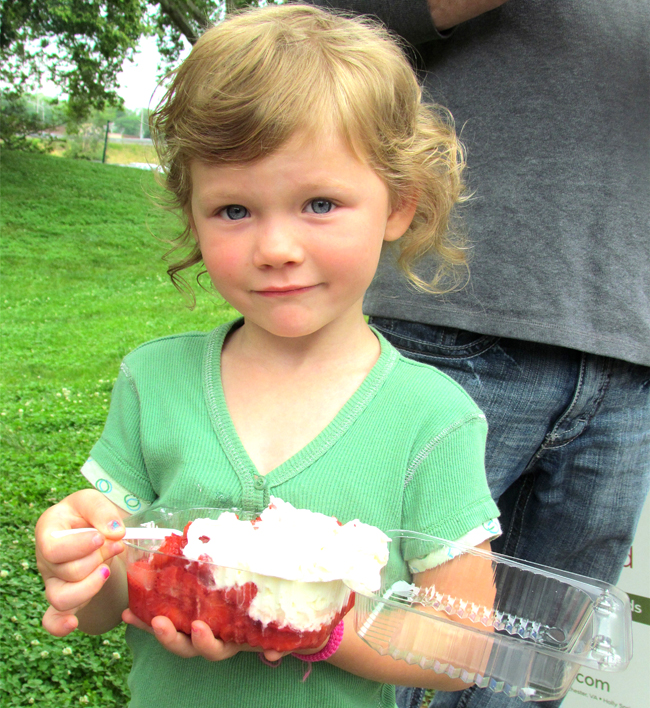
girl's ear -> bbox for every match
[384,193,418,242]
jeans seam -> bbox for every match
[499,473,536,558]
[455,685,478,708]
[543,355,613,446]
[412,688,426,708]
[549,352,587,439]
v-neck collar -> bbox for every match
[202,319,399,513]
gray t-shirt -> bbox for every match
[315,0,650,367]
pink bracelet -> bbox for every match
[291,621,344,680]
[292,620,344,663]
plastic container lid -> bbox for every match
[350,530,632,702]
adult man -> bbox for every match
[311,2,650,707]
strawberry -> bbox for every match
[126,518,357,651]
[195,559,215,588]
[127,561,158,624]
[127,560,157,593]
[221,582,258,609]
[157,603,193,635]
[149,532,187,569]
[155,564,195,610]
[200,599,233,637]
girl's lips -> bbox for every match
[255,285,318,297]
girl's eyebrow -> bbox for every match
[299,179,351,192]
[199,191,243,201]
[198,178,355,202]
[193,187,248,204]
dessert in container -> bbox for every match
[123,503,388,652]
[351,530,632,702]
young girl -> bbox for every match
[35,5,500,707]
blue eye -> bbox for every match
[307,199,334,214]
[222,205,249,220]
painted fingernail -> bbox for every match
[100,566,110,581]
[108,520,122,531]
[191,623,200,634]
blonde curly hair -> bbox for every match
[150,3,467,295]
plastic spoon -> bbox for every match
[52,527,182,540]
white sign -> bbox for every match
[563,497,650,708]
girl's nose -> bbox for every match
[252,219,304,268]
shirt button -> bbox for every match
[253,475,267,490]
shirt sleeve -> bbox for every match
[408,517,501,572]
[81,457,151,514]
[86,362,156,506]
[307,0,446,46]
[401,413,500,566]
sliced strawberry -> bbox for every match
[195,559,216,588]
[127,561,158,625]
[127,517,356,651]
[156,603,193,635]
[155,564,185,599]
[199,596,232,637]
[222,582,258,609]
[127,560,157,593]
[150,532,187,568]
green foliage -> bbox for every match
[1,0,147,120]
[0,1,275,126]
[1,150,237,706]
[0,91,150,159]
[0,92,66,152]
[111,107,150,138]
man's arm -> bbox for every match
[428,0,509,31]
[308,1,509,44]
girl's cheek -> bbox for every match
[204,247,246,277]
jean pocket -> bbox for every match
[369,317,500,363]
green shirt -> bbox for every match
[88,320,498,708]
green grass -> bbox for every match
[1,150,237,707]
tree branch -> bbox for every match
[182,0,212,27]
[156,0,204,44]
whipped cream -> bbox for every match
[180,498,390,631]
[211,567,351,631]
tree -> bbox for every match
[148,1,258,66]
[0,1,261,123]
[111,107,151,138]
[1,1,147,120]
[0,91,66,151]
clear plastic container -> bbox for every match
[351,531,632,702]
[123,507,354,652]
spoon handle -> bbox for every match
[51,527,181,540]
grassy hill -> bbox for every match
[0,151,237,707]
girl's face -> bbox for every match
[188,130,415,341]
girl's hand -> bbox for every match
[122,609,289,663]
[35,489,128,637]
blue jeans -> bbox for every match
[368,318,650,708]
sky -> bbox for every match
[117,34,191,111]
[38,34,190,112]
